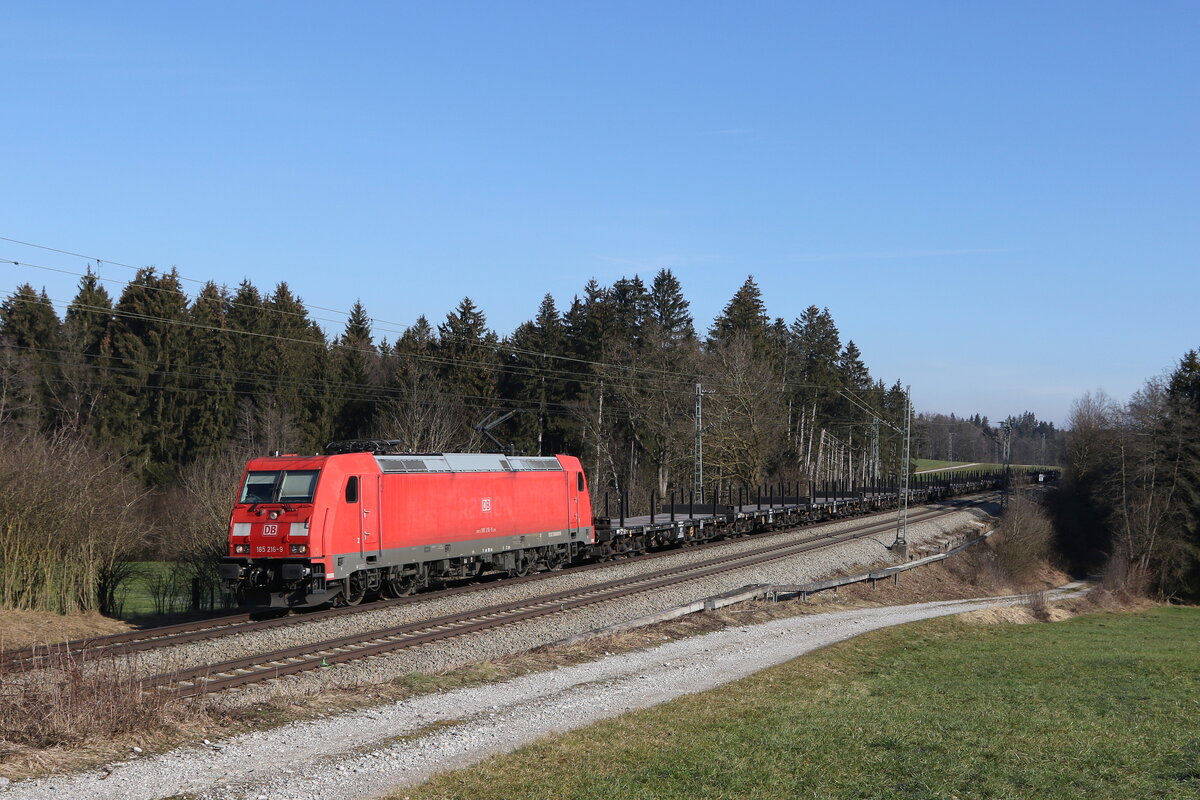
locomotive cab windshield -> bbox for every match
[238,469,320,504]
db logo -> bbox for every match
[481,498,492,512]
[262,524,279,536]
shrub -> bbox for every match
[0,650,175,747]
[991,494,1054,582]
[0,429,149,614]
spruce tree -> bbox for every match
[883,380,911,476]
[330,300,379,441]
[560,294,591,406]
[226,280,271,399]
[268,282,332,451]
[60,271,114,429]
[567,280,616,364]
[0,284,61,427]
[64,270,113,361]
[183,282,236,461]
[398,315,436,350]
[533,294,566,356]
[95,268,190,482]
[437,297,498,406]
[501,294,569,454]
[1167,349,1200,599]
[0,285,60,350]
[838,340,871,390]
[791,305,843,417]
[707,276,770,349]
[648,268,695,347]
[610,275,650,348]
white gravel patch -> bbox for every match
[4,582,1084,800]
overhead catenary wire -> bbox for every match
[0,237,939,502]
[1,257,717,392]
[1,236,916,477]
[1,280,902,408]
[4,291,714,405]
[1,236,904,396]
[3,251,718,386]
[2,337,911,438]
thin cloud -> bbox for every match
[788,248,1010,262]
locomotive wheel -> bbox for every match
[546,548,568,571]
[341,571,367,606]
[382,574,417,598]
[510,556,533,578]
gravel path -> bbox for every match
[3,582,1084,800]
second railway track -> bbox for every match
[2,494,989,671]
[146,498,990,698]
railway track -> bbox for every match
[146,499,988,698]
[0,495,992,671]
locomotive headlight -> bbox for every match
[269,510,280,520]
[234,544,250,554]
[289,544,307,554]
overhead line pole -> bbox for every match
[694,383,713,497]
[870,416,880,486]
[891,384,912,553]
[1001,420,1012,509]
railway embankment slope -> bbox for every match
[1,583,1133,800]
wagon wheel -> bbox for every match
[340,570,367,606]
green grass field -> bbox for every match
[114,561,207,618]
[397,608,1200,800]
[913,458,978,472]
[115,562,175,617]
[913,459,1057,474]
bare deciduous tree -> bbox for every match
[704,335,787,488]
[0,429,150,614]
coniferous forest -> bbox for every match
[0,266,1062,613]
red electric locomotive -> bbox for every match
[219,450,593,608]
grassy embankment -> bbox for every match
[398,607,1200,800]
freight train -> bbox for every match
[219,441,1022,609]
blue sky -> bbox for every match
[2,1,1196,425]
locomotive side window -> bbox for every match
[279,471,320,503]
[345,476,359,503]
[577,472,585,492]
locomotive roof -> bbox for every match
[374,453,564,474]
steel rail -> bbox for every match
[0,493,991,670]
[151,499,989,698]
